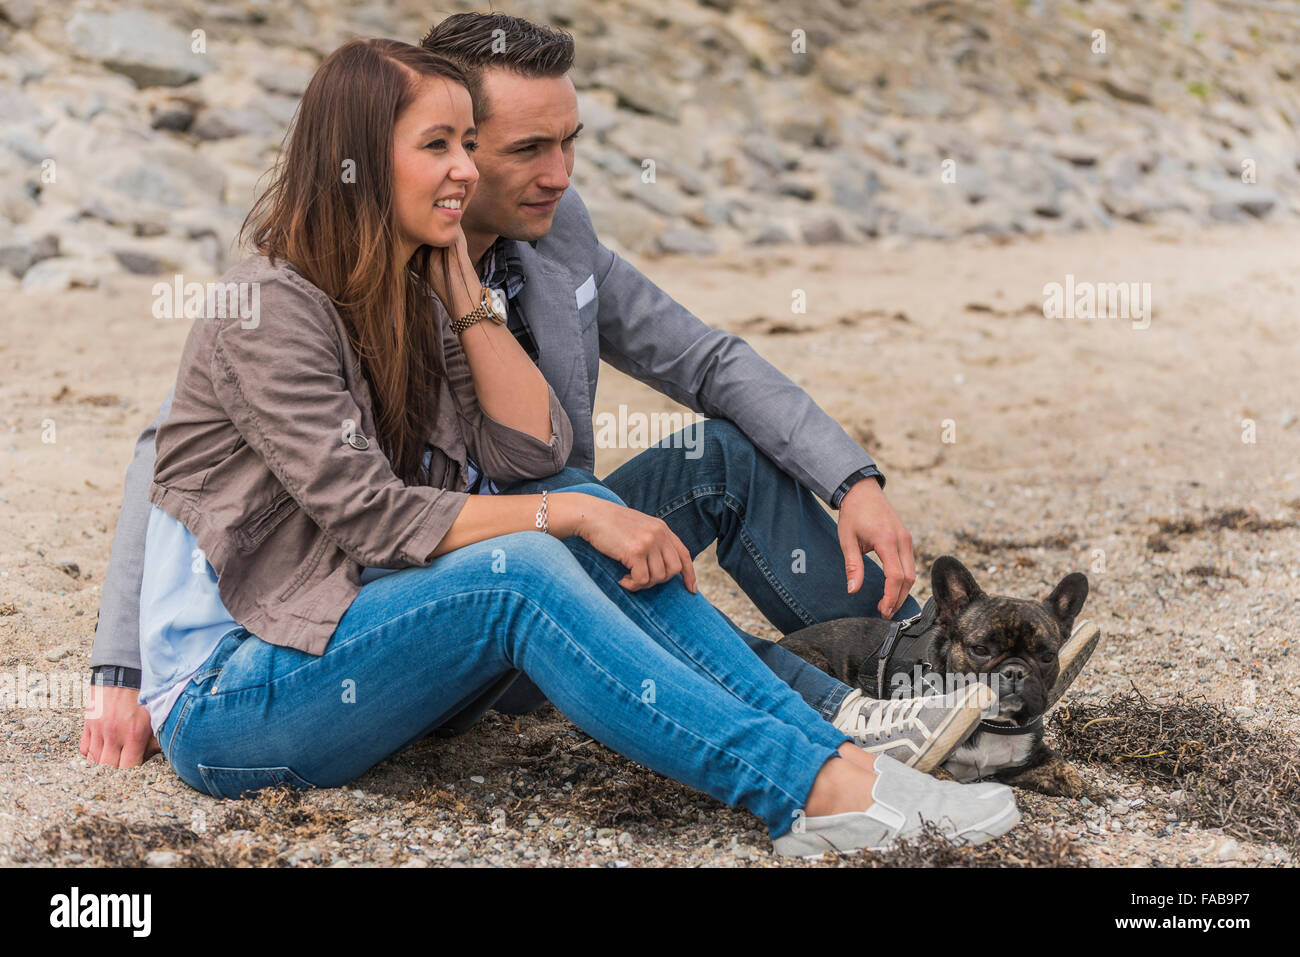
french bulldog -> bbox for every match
[779,555,1096,798]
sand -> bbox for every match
[2,221,1298,866]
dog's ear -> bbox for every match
[930,556,984,622]
[1044,572,1089,625]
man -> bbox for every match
[82,13,1069,774]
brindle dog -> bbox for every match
[780,556,1098,798]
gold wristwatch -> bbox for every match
[450,286,508,334]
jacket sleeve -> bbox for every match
[590,240,882,506]
[439,299,573,484]
[209,275,468,568]
[88,390,175,674]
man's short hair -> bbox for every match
[420,13,575,121]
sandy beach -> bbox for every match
[3,220,1297,866]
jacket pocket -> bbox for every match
[234,489,298,554]
[277,535,330,602]
[197,764,316,799]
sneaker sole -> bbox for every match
[1045,620,1101,711]
[903,683,997,774]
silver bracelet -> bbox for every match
[534,489,549,535]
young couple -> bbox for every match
[79,13,1091,857]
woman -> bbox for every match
[139,38,1018,856]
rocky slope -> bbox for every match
[2,0,1298,289]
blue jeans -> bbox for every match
[493,418,920,721]
[158,484,849,838]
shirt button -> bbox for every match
[346,433,370,450]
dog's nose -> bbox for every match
[998,660,1029,686]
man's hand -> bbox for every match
[79,684,161,768]
[837,478,916,618]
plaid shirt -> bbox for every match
[478,237,539,363]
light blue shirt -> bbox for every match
[139,459,495,734]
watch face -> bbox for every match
[486,287,507,323]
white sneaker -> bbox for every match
[772,753,1021,858]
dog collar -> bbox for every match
[978,716,1043,736]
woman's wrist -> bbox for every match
[545,491,602,540]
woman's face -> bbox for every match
[392,76,479,256]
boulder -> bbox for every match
[66,10,213,88]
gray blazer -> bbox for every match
[90,188,879,671]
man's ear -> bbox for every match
[1045,572,1089,625]
[930,556,984,622]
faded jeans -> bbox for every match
[490,418,920,721]
[157,483,850,838]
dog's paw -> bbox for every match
[996,750,1096,800]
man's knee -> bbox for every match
[559,481,625,507]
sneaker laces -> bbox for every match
[860,696,928,742]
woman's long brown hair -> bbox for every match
[242,39,469,485]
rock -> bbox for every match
[0,82,46,129]
[145,850,180,867]
[748,223,791,245]
[0,233,58,278]
[191,107,279,142]
[1206,183,1278,221]
[20,256,110,292]
[96,145,227,209]
[597,68,680,122]
[1099,78,1154,106]
[0,0,37,28]
[255,66,314,98]
[113,250,167,275]
[740,133,798,173]
[284,846,322,865]
[66,11,214,89]
[575,90,620,137]
[1214,838,1240,862]
[149,99,198,133]
[43,644,75,662]
[655,226,717,256]
[800,217,847,244]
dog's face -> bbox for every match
[930,556,1088,726]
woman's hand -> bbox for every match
[556,493,698,594]
[426,226,482,321]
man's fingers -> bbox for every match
[839,526,865,594]
[97,743,124,768]
[900,531,917,588]
[876,539,906,617]
[120,735,149,769]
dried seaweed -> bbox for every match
[1050,684,1300,853]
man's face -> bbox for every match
[460,69,582,246]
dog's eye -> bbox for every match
[971,645,990,657]
[1039,652,1056,663]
